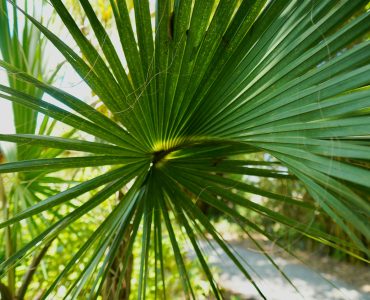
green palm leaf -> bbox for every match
[0,0,369,298]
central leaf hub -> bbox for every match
[152,149,171,166]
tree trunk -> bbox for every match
[102,191,133,300]
[102,227,133,300]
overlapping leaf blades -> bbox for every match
[0,0,369,299]
[0,1,75,297]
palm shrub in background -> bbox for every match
[0,0,369,299]
[0,0,74,298]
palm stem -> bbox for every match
[0,175,15,297]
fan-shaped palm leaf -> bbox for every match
[0,0,369,299]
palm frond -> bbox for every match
[0,0,369,298]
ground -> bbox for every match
[189,234,370,300]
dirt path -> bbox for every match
[193,241,370,300]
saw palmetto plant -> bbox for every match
[0,0,73,298]
[0,0,370,299]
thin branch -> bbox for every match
[0,282,12,300]
[16,241,53,300]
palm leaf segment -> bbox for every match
[0,0,370,298]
